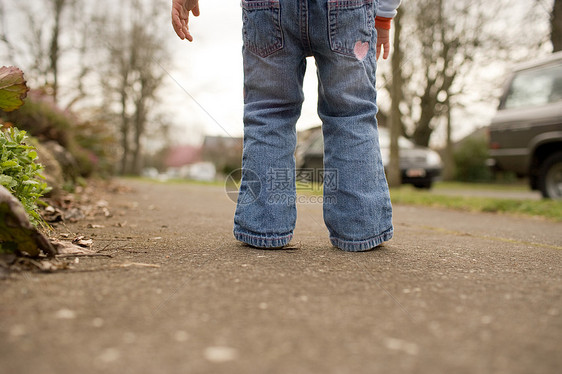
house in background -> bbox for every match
[165,144,202,168]
[162,144,216,181]
[202,136,243,176]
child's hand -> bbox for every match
[172,0,200,42]
[376,27,390,60]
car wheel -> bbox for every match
[413,181,432,189]
[538,152,562,199]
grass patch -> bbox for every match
[390,186,562,222]
[433,181,529,191]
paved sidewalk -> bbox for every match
[1,180,561,374]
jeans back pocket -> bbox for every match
[241,0,284,58]
[327,0,375,57]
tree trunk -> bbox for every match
[553,0,562,52]
[412,78,437,147]
[388,8,403,188]
[49,0,66,104]
[132,93,146,175]
[439,2,454,181]
[442,95,455,180]
[119,79,130,175]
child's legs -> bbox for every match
[311,1,393,251]
[234,2,306,248]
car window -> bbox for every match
[502,63,562,109]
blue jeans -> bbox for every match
[234,0,393,251]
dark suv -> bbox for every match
[489,52,562,199]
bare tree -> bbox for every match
[97,0,166,175]
[0,0,92,106]
[27,0,73,103]
[406,0,482,147]
[48,0,68,103]
[386,0,551,185]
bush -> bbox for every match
[454,136,493,182]
[73,117,118,178]
[2,92,73,147]
[1,92,92,177]
[1,92,118,180]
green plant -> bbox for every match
[0,127,51,226]
[0,66,50,227]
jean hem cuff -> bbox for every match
[234,230,293,249]
[330,227,393,252]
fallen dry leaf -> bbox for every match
[112,262,160,269]
[72,236,93,248]
[52,240,96,255]
[42,205,63,223]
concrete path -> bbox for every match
[1,180,561,374]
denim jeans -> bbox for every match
[234,0,393,251]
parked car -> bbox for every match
[298,127,442,189]
[489,51,562,199]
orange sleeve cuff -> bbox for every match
[375,16,392,30]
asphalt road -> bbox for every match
[1,179,561,374]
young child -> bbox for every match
[172,0,401,252]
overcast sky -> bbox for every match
[165,2,323,145]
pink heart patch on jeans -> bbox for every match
[353,41,369,61]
